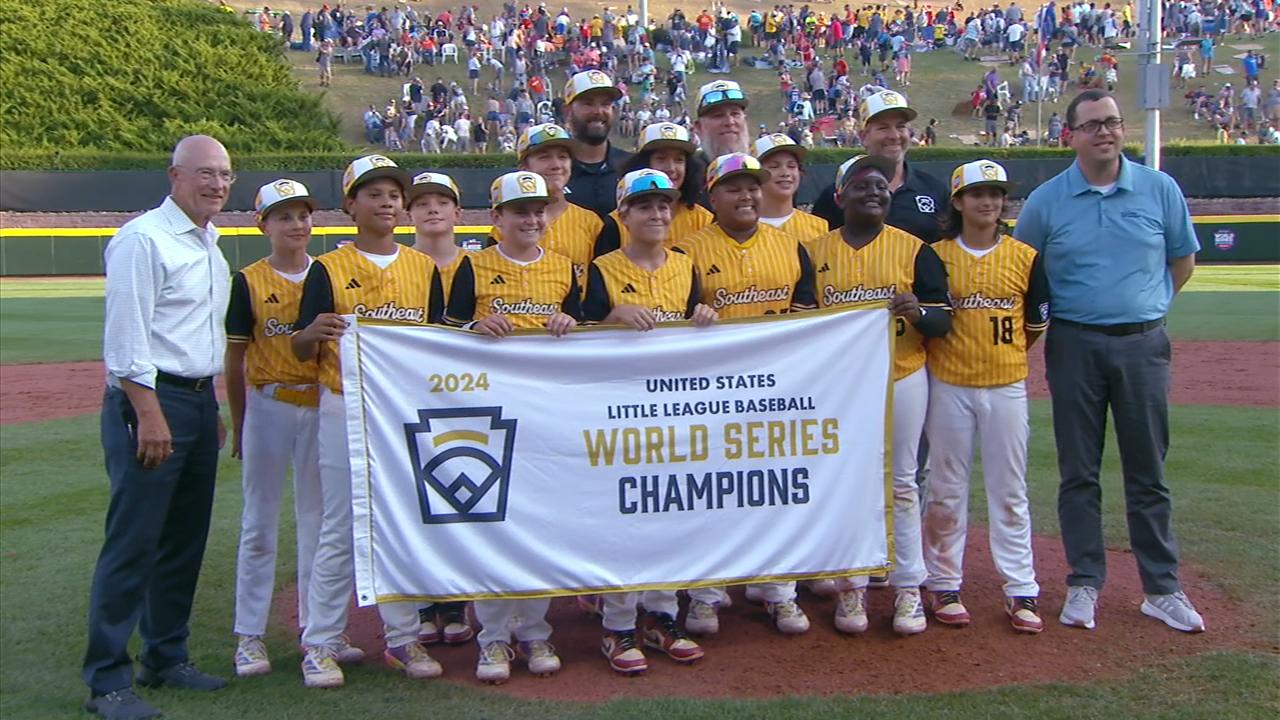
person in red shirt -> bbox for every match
[834,56,849,78]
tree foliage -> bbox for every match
[0,0,345,153]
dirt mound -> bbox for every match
[275,532,1271,701]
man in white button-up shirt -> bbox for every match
[83,135,233,720]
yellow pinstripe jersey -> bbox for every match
[775,209,829,245]
[493,202,601,291]
[305,244,440,394]
[583,249,698,323]
[611,203,715,250]
[445,245,581,329]
[673,223,817,319]
[226,259,319,387]
[928,237,1050,387]
[807,226,951,380]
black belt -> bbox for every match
[156,371,213,392]
[1054,318,1165,336]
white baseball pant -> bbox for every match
[839,367,929,591]
[474,599,552,646]
[923,378,1038,598]
[600,590,681,631]
[300,388,422,651]
[689,581,796,606]
[233,385,323,637]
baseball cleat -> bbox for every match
[893,587,928,635]
[644,612,705,663]
[1005,596,1045,634]
[439,605,475,644]
[930,590,972,627]
[418,608,441,644]
[684,599,720,635]
[301,646,344,688]
[475,641,514,684]
[834,589,869,634]
[765,600,811,634]
[1141,591,1205,633]
[1059,585,1098,630]
[519,640,561,677]
[234,635,271,677]
[601,630,648,675]
[334,634,367,664]
[868,574,890,588]
[384,641,443,679]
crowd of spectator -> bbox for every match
[246,0,1279,150]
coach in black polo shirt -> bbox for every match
[564,70,633,215]
[811,90,949,244]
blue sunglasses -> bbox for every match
[699,88,746,109]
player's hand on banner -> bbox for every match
[546,312,578,337]
[690,303,719,327]
[299,313,349,343]
[611,304,658,331]
[889,292,924,323]
[135,412,173,470]
[474,314,515,338]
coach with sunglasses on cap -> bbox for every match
[810,90,949,244]
[83,135,232,720]
[1014,89,1205,636]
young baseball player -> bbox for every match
[595,122,714,254]
[583,168,716,675]
[226,180,365,677]
[290,155,446,688]
[489,123,602,295]
[405,170,476,646]
[806,154,953,636]
[752,133,829,245]
[443,170,580,683]
[673,152,818,637]
[923,160,1048,634]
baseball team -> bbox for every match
[82,71,1205,720]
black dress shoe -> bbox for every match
[84,687,163,719]
[136,662,227,691]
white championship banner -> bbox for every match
[340,306,894,605]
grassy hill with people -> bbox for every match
[0,0,344,154]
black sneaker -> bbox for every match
[136,661,227,691]
[84,688,162,719]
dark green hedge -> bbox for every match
[3,143,1276,171]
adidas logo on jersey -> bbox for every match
[264,293,280,304]
[621,283,637,294]
[707,264,722,275]
[817,262,830,273]
[346,278,362,290]
[490,275,507,285]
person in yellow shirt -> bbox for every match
[226,179,366,679]
[408,172,468,306]
[493,123,602,294]
[752,133,829,245]
[583,168,715,676]
[290,155,445,689]
[806,154,952,637]
[673,153,818,638]
[444,170,578,684]
[922,160,1049,635]
[596,122,713,253]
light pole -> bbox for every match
[1137,0,1167,169]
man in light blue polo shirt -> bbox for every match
[1015,89,1205,635]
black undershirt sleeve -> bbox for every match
[790,243,818,310]
[561,271,584,321]
[428,268,445,325]
[294,262,335,332]
[444,256,477,326]
[1025,250,1051,329]
[911,243,952,338]
[225,272,254,341]
[593,215,622,258]
[685,267,702,319]
[582,263,612,323]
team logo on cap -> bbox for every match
[880,91,905,106]
[709,81,731,91]
[660,124,678,139]
[273,180,297,196]
[980,162,1001,180]
[770,133,792,144]
[405,407,518,524]
[516,173,539,193]
[369,155,395,168]
[490,177,504,197]
[587,70,610,85]
[544,125,561,137]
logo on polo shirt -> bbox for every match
[915,195,936,214]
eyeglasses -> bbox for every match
[1071,116,1124,134]
[179,166,237,184]
[699,88,746,110]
